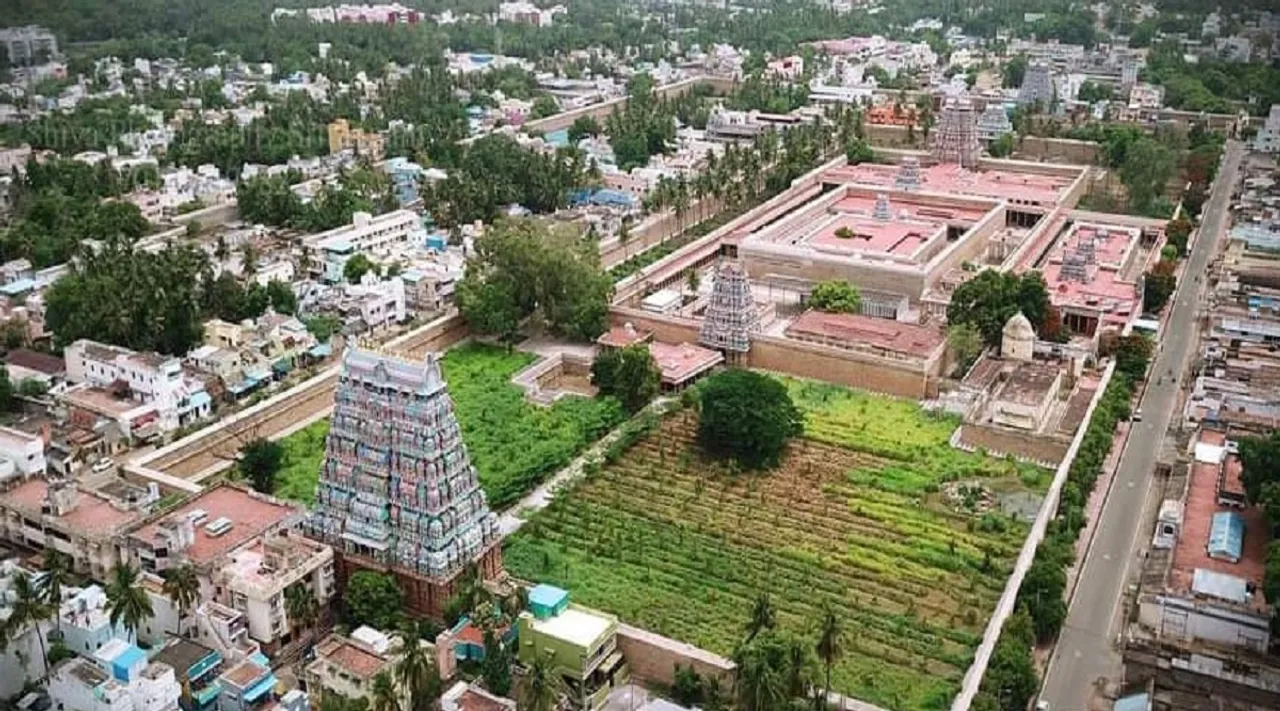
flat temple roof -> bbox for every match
[823,162,1076,206]
[786,311,944,357]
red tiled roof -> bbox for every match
[647,341,723,385]
[457,689,511,711]
[325,641,389,678]
[787,311,944,357]
[129,483,300,564]
[5,349,65,375]
[596,324,653,349]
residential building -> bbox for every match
[0,27,57,64]
[153,639,227,711]
[216,655,305,711]
[1253,104,1280,153]
[516,585,628,710]
[0,426,46,480]
[497,2,565,27]
[59,584,136,657]
[64,340,213,435]
[327,120,384,160]
[0,475,143,577]
[440,682,515,711]
[306,348,502,617]
[48,640,181,711]
[0,558,54,696]
[126,484,325,653]
[305,627,404,705]
[306,210,422,267]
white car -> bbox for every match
[91,458,114,473]
[1132,408,1143,422]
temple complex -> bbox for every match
[307,347,502,617]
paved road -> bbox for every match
[1039,140,1244,710]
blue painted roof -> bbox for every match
[1208,511,1245,562]
[0,279,36,296]
[545,129,570,147]
[308,343,332,358]
[188,391,212,409]
[242,672,276,703]
[1113,692,1149,711]
[529,584,568,609]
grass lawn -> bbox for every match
[505,377,1043,711]
[273,343,625,509]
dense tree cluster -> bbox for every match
[1145,40,1280,115]
[456,219,613,343]
[236,165,398,231]
[946,270,1051,348]
[591,344,660,414]
[422,134,596,227]
[727,72,810,114]
[696,369,803,470]
[1,158,155,267]
[0,97,155,154]
[807,280,862,314]
[606,74,678,172]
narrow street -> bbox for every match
[1038,140,1244,709]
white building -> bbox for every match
[1253,105,1280,153]
[347,276,407,330]
[59,585,135,657]
[49,640,181,711]
[0,26,58,65]
[215,531,335,649]
[0,426,45,481]
[0,559,53,697]
[497,1,565,27]
[304,210,421,258]
[64,340,212,434]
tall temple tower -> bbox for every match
[929,95,981,169]
[1017,63,1055,107]
[308,347,502,617]
[699,261,759,359]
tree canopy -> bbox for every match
[456,219,613,343]
[807,281,861,314]
[946,270,1051,348]
[696,369,803,470]
[591,344,661,414]
[344,571,404,631]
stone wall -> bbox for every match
[1015,137,1100,165]
[616,624,735,688]
[956,423,1070,466]
[749,336,935,399]
[610,308,702,345]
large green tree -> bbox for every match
[946,270,1050,348]
[240,438,284,494]
[807,281,861,314]
[105,563,154,639]
[591,344,660,414]
[343,571,404,631]
[457,219,613,343]
[697,370,803,470]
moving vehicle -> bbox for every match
[91,457,115,473]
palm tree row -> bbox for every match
[731,593,847,711]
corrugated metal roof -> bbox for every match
[1192,568,1249,604]
[1208,511,1245,563]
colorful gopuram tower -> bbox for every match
[930,95,982,169]
[699,261,759,360]
[307,347,501,617]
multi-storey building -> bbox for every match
[0,426,46,481]
[63,340,213,435]
[1253,104,1280,153]
[48,640,181,711]
[0,26,58,65]
[0,475,143,578]
[306,210,421,266]
[326,120,385,160]
[307,348,502,617]
[153,640,227,711]
[516,585,628,710]
[305,627,405,705]
[126,484,332,653]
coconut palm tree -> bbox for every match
[744,592,775,644]
[9,572,52,674]
[162,564,200,637]
[521,652,562,711]
[813,603,844,710]
[39,548,72,633]
[285,583,319,642]
[370,671,401,711]
[105,563,154,640]
[395,624,440,711]
[733,645,785,711]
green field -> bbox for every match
[274,343,625,508]
[505,377,1045,711]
